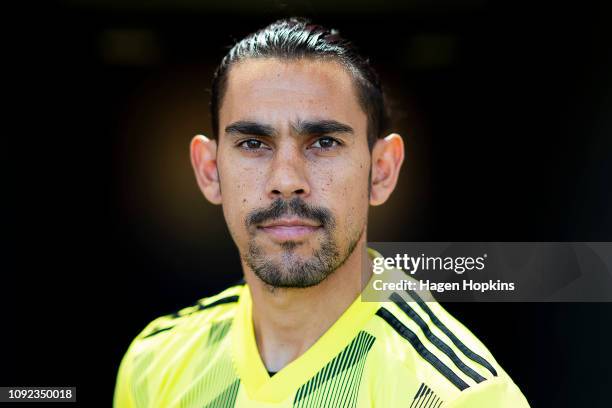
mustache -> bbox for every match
[245,197,335,230]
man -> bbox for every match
[114,17,529,407]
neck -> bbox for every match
[243,236,373,373]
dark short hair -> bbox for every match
[210,17,390,150]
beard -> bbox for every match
[242,197,364,289]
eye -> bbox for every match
[238,139,269,151]
[311,137,340,150]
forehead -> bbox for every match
[220,58,366,130]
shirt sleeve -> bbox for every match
[112,314,175,408]
[445,376,530,408]
[113,347,137,408]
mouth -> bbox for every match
[257,218,322,241]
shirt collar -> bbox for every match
[230,247,382,403]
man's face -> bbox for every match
[216,58,371,288]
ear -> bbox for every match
[190,134,222,205]
[369,133,405,206]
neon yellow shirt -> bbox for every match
[114,248,530,407]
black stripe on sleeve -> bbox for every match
[406,290,498,377]
[390,292,487,383]
[169,294,241,318]
[142,326,173,339]
[197,295,240,312]
[376,308,469,391]
[146,295,240,339]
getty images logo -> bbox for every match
[372,253,488,275]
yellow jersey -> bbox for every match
[114,248,529,407]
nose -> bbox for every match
[266,142,311,200]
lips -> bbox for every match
[257,218,322,241]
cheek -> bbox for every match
[344,180,369,230]
[313,161,369,230]
[220,164,266,238]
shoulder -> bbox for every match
[363,290,529,406]
[113,283,245,407]
[135,283,244,342]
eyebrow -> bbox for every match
[224,119,354,138]
[224,121,277,137]
[292,119,354,136]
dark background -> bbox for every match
[5,0,612,407]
